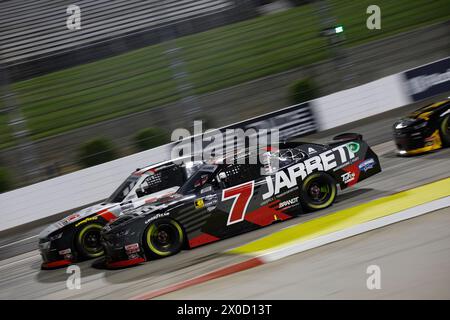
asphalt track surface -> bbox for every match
[0,97,449,299]
[161,206,450,300]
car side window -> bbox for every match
[137,166,184,197]
[218,164,261,189]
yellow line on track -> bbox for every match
[230,178,450,255]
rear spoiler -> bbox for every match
[332,133,363,142]
[328,133,363,147]
[276,133,363,150]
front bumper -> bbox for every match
[39,239,75,269]
[393,128,442,155]
[105,256,146,268]
[101,232,146,269]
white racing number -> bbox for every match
[222,181,255,226]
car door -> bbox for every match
[195,163,279,239]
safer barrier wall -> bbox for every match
[402,57,450,102]
[313,74,410,131]
[1,57,449,232]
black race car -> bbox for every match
[393,99,450,155]
[101,133,381,268]
[38,158,202,269]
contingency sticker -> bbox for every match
[194,198,205,209]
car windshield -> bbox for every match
[107,175,140,203]
[178,165,218,195]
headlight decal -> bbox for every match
[49,232,63,241]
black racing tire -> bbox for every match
[439,114,450,146]
[75,223,104,259]
[299,172,337,212]
[143,218,184,259]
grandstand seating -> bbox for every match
[0,0,255,80]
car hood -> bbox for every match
[104,193,192,231]
[406,101,447,121]
[394,117,418,129]
[408,110,433,121]
[139,192,189,214]
[39,202,118,239]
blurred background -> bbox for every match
[0,0,449,191]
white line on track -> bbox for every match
[0,251,40,271]
[0,235,38,250]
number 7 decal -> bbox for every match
[222,181,255,226]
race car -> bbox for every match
[393,99,450,155]
[38,158,202,269]
[101,133,381,268]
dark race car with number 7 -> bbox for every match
[101,133,381,268]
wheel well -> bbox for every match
[302,171,337,188]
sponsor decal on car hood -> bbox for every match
[39,202,117,239]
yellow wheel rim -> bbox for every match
[302,174,336,209]
[146,221,184,257]
[77,223,104,258]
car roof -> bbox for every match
[132,155,192,176]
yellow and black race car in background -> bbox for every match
[393,99,450,155]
